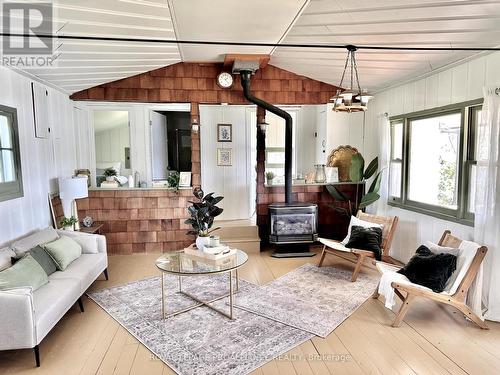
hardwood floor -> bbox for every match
[1,247,499,375]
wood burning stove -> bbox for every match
[269,203,318,244]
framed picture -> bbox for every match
[217,124,232,142]
[325,166,339,183]
[217,148,232,166]
[179,172,192,187]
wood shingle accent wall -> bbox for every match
[77,189,194,254]
[70,63,340,104]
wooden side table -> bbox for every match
[79,223,104,235]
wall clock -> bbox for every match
[217,72,234,89]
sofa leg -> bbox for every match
[78,297,85,313]
[34,345,40,367]
[103,268,109,281]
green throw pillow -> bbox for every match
[0,254,49,291]
[12,245,57,275]
[43,235,82,271]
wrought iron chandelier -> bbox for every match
[331,45,373,112]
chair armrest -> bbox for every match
[390,281,450,302]
[0,288,36,350]
[351,248,375,257]
[56,230,107,254]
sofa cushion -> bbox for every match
[49,253,107,294]
[341,216,383,245]
[0,255,49,291]
[43,236,82,271]
[12,246,57,276]
[11,227,59,256]
[33,278,81,343]
[57,231,99,254]
[0,247,15,271]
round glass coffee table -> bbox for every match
[155,249,248,320]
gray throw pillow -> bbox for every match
[12,245,57,275]
[43,235,82,271]
[0,254,49,291]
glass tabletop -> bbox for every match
[155,249,248,275]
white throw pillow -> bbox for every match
[341,216,383,245]
[57,230,99,254]
[425,241,460,256]
[11,227,59,256]
[0,247,16,271]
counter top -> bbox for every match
[264,181,365,188]
[89,186,192,191]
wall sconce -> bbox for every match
[191,118,199,133]
[258,122,268,133]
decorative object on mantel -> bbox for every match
[327,145,359,182]
[179,172,192,187]
[265,171,275,185]
[217,123,232,142]
[82,216,93,228]
[185,187,224,251]
[314,164,326,183]
[330,45,373,112]
[103,167,117,182]
[326,153,382,216]
[217,148,232,166]
[305,171,316,184]
[325,166,339,183]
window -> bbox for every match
[389,100,482,225]
[0,104,23,202]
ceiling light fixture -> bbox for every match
[331,45,373,113]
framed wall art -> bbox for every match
[217,148,232,166]
[217,124,232,142]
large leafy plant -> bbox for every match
[185,187,224,237]
[326,154,383,216]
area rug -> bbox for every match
[88,274,313,375]
[234,263,379,337]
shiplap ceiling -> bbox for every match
[272,0,500,91]
[11,0,500,94]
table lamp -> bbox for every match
[58,176,88,230]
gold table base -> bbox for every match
[160,269,240,320]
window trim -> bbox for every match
[388,99,483,226]
[0,104,23,202]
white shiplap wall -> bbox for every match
[0,67,76,245]
[363,51,500,262]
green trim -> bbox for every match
[0,104,23,202]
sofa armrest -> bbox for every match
[56,230,107,255]
[0,288,36,350]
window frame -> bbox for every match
[388,99,482,226]
[0,104,23,202]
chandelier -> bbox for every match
[331,45,373,112]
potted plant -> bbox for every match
[265,171,275,185]
[326,154,383,216]
[185,187,224,250]
[103,167,117,182]
[60,216,78,231]
[167,171,180,192]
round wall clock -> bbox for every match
[217,72,234,89]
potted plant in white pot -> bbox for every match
[265,171,275,185]
[60,216,78,231]
[103,167,117,182]
[185,187,224,251]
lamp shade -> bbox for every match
[58,177,88,218]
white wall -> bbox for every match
[200,105,255,221]
[0,66,76,245]
[363,51,500,262]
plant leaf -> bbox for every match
[359,192,380,209]
[349,153,365,182]
[363,157,378,179]
[368,171,383,193]
[325,184,348,201]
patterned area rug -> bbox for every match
[88,274,313,375]
[234,263,379,337]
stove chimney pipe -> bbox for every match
[239,70,293,204]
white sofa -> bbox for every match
[0,228,108,367]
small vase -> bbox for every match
[196,236,210,251]
[266,178,273,185]
[314,164,326,183]
[63,226,74,231]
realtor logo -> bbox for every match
[1,2,54,66]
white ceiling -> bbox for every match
[11,0,500,94]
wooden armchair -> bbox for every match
[373,230,488,329]
[318,211,399,282]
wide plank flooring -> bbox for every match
[1,247,499,375]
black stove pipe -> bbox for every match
[240,70,293,204]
